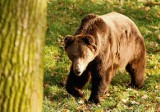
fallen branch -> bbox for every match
[153,49,160,53]
[144,2,160,7]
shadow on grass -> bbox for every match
[111,72,130,87]
[110,71,160,91]
[143,74,160,90]
[43,66,70,101]
[44,66,67,87]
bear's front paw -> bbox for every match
[88,95,100,104]
[66,85,85,98]
[75,88,85,98]
[128,83,143,89]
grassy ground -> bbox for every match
[43,0,160,111]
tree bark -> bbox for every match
[0,0,47,112]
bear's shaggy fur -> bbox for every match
[64,12,146,104]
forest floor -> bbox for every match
[43,0,160,111]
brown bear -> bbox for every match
[64,12,146,104]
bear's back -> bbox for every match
[100,12,141,38]
[100,12,145,68]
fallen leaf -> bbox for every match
[130,101,139,105]
[155,107,160,112]
[62,109,70,112]
[78,100,84,104]
[158,35,160,41]
[129,96,135,99]
[150,42,158,47]
[142,95,148,99]
[122,98,128,103]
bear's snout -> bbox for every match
[73,61,86,76]
[74,68,81,76]
[73,65,84,76]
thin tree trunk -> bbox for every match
[0,0,47,112]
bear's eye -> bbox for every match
[83,51,86,54]
[81,51,88,58]
[91,44,97,51]
[87,44,97,51]
[72,53,77,57]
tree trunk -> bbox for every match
[0,0,47,112]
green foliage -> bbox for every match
[44,0,160,111]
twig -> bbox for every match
[144,2,160,7]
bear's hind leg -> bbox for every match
[66,66,91,98]
[126,57,145,88]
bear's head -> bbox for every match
[64,34,97,76]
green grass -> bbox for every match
[44,0,160,111]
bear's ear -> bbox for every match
[82,35,95,45]
[64,35,75,48]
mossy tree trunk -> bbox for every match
[0,0,47,112]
